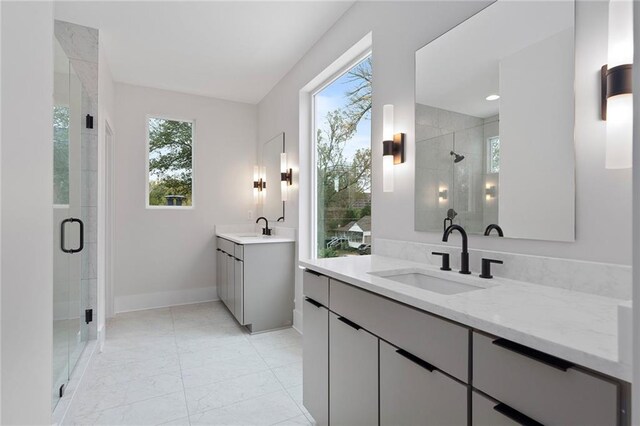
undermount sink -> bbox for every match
[232,232,267,238]
[369,269,489,295]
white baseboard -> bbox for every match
[293,308,303,334]
[115,286,218,314]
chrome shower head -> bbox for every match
[450,151,465,163]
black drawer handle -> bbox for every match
[493,403,544,426]
[396,349,435,372]
[304,297,323,308]
[492,338,574,371]
[305,269,322,277]
[337,316,361,330]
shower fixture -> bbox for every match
[450,151,465,163]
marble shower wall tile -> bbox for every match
[374,238,632,300]
[55,20,98,64]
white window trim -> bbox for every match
[145,114,196,209]
[309,49,372,259]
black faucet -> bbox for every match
[442,224,471,274]
[484,224,504,237]
[256,217,272,236]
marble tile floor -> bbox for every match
[61,301,312,426]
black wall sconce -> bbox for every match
[253,166,266,204]
[85,114,94,129]
[382,104,406,192]
[601,64,632,120]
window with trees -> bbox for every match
[147,117,193,207]
[314,55,371,258]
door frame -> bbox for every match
[104,121,115,321]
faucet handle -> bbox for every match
[480,258,503,279]
[432,252,452,271]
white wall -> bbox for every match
[1,2,54,424]
[98,41,116,340]
[113,84,257,312]
[257,1,632,331]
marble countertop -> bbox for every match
[217,232,295,245]
[300,255,631,382]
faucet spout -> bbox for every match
[442,224,470,274]
[255,216,272,236]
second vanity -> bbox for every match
[216,227,295,333]
[300,255,631,426]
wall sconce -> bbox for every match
[382,104,406,192]
[438,188,448,201]
[485,185,496,200]
[602,0,633,169]
[280,153,292,202]
[253,165,266,204]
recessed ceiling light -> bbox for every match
[486,94,500,101]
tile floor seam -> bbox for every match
[171,306,194,426]
[247,336,305,420]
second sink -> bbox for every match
[370,269,490,295]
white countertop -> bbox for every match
[300,255,630,382]
[217,232,295,245]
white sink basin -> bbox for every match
[232,233,266,238]
[369,269,490,295]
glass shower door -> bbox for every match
[52,37,88,409]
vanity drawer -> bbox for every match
[303,270,329,307]
[473,332,619,426]
[329,279,468,382]
[472,391,519,426]
[217,237,235,255]
[234,244,244,260]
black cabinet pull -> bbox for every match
[396,349,435,372]
[493,403,544,426]
[304,297,323,308]
[305,269,322,276]
[492,338,574,371]
[337,316,361,330]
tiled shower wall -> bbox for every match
[55,21,99,339]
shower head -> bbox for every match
[450,151,465,163]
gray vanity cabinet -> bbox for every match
[233,258,243,323]
[302,297,329,426]
[473,331,620,426]
[329,312,378,426]
[379,340,468,425]
[216,236,294,332]
[216,249,226,302]
[225,252,235,316]
[472,391,519,426]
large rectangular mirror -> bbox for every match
[261,132,285,221]
[414,1,575,241]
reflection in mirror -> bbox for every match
[261,132,285,221]
[414,1,575,241]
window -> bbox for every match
[487,136,500,174]
[314,55,372,258]
[147,117,194,207]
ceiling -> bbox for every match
[54,1,354,104]
[415,1,574,118]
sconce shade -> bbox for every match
[603,0,633,169]
[382,104,406,193]
[383,155,394,192]
[253,165,266,204]
[280,153,292,202]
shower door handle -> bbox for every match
[61,218,84,254]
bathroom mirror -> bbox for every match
[261,132,285,221]
[414,0,575,242]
